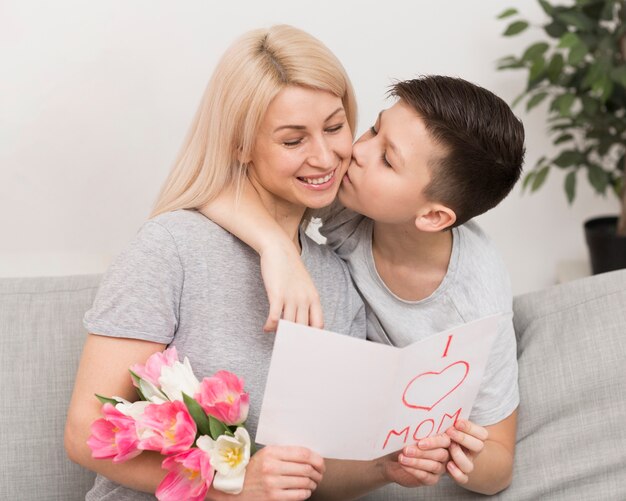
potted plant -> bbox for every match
[497,0,626,274]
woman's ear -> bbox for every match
[414,204,456,232]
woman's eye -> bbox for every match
[283,139,303,147]
[370,125,378,136]
[325,123,344,133]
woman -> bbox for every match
[65,25,448,500]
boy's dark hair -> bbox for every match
[391,76,525,227]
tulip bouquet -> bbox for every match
[87,347,252,501]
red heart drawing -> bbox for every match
[401,361,469,411]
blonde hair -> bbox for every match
[150,25,357,218]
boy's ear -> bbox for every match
[414,204,456,232]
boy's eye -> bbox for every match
[381,153,392,168]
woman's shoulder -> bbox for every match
[146,209,236,245]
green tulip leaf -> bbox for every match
[504,20,529,36]
[182,392,212,437]
[208,415,229,440]
[96,394,120,406]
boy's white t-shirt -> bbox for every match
[320,207,519,427]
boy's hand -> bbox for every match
[259,243,324,333]
[444,419,488,485]
[385,434,450,487]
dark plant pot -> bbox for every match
[584,216,626,275]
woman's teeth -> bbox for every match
[300,171,334,185]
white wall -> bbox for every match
[0,0,619,294]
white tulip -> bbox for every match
[158,357,200,402]
[196,427,251,494]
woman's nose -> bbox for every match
[308,137,334,168]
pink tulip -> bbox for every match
[195,371,249,425]
[87,403,141,463]
[131,347,179,387]
[137,401,197,455]
[156,448,214,501]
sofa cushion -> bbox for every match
[0,275,100,501]
[360,268,626,500]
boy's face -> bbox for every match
[339,100,446,224]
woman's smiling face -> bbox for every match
[247,85,353,213]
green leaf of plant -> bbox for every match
[182,392,212,437]
[617,152,626,173]
[558,32,581,49]
[551,93,576,117]
[522,171,536,192]
[567,41,589,65]
[96,394,120,406]
[554,150,583,167]
[503,20,529,36]
[547,53,565,83]
[531,166,550,191]
[526,91,549,111]
[538,0,554,16]
[587,164,609,193]
[128,369,147,401]
[522,42,550,62]
[581,95,599,115]
[545,21,567,38]
[554,133,574,144]
[600,1,615,21]
[529,57,547,81]
[511,91,527,109]
[564,170,577,203]
[497,8,519,19]
[208,415,229,440]
[611,67,626,88]
[592,75,614,102]
[497,56,525,70]
[556,10,594,30]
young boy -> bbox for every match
[199,75,524,497]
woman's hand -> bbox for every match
[444,419,488,485]
[260,243,323,333]
[210,445,324,500]
[384,434,450,488]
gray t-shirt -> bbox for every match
[320,209,519,500]
[320,208,519,425]
[83,209,366,500]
